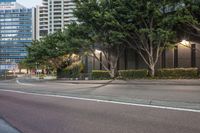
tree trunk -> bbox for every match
[110,67,118,78]
[148,65,155,77]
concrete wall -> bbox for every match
[127,49,136,69]
[178,45,191,68]
[165,50,174,68]
[119,52,125,70]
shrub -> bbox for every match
[64,61,84,78]
[57,61,84,78]
[156,68,199,79]
[39,74,45,79]
[92,70,111,80]
[119,69,148,79]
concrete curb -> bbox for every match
[53,79,200,86]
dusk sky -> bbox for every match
[18,0,42,8]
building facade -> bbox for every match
[89,41,200,72]
[36,0,76,39]
[0,0,36,70]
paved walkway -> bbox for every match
[16,75,200,86]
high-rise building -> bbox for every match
[36,0,76,39]
[0,0,36,70]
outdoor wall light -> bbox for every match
[71,54,77,58]
[95,49,102,53]
[180,40,191,47]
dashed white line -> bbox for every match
[0,89,200,113]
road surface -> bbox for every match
[0,90,200,133]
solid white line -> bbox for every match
[16,79,33,86]
[0,89,200,113]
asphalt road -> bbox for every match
[0,90,200,133]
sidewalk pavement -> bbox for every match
[18,74,200,86]
[55,79,200,86]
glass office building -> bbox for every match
[0,0,35,70]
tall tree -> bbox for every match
[115,0,196,76]
[67,0,196,77]
[26,30,79,71]
[72,0,126,78]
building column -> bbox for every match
[124,48,127,70]
[100,52,102,70]
[174,46,178,68]
[135,51,139,69]
[191,44,196,67]
[162,49,166,68]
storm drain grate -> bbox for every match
[0,119,21,133]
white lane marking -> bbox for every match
[0,89,200,113]
[16,79,33,86]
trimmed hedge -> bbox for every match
[59,67,199,79]
[119,69,148,79]
[156,68,199,79]
[92,70,111,80]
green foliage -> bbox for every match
[71,0,128,78]
[67,0,197,77]
[92,70,111,80]
[177,0,200,38]
[156,68,199,79]
[39,74,45,79]
[108,0,196,77]
[24,0,198,78]
[58,61,84,78]
[28,31,64,63]
[119,69,148,79]
[74,0,126,46]
[26,30,81,70]
[19,58,35,69]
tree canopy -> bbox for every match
[113,0,197,76]
[23,0,198,77]
[24,30,81,71]
[70,0,127,77]
[177,0,200,39]
[72,0,197,77]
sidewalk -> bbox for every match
[18,74,200,86]
[55,79,200,86]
